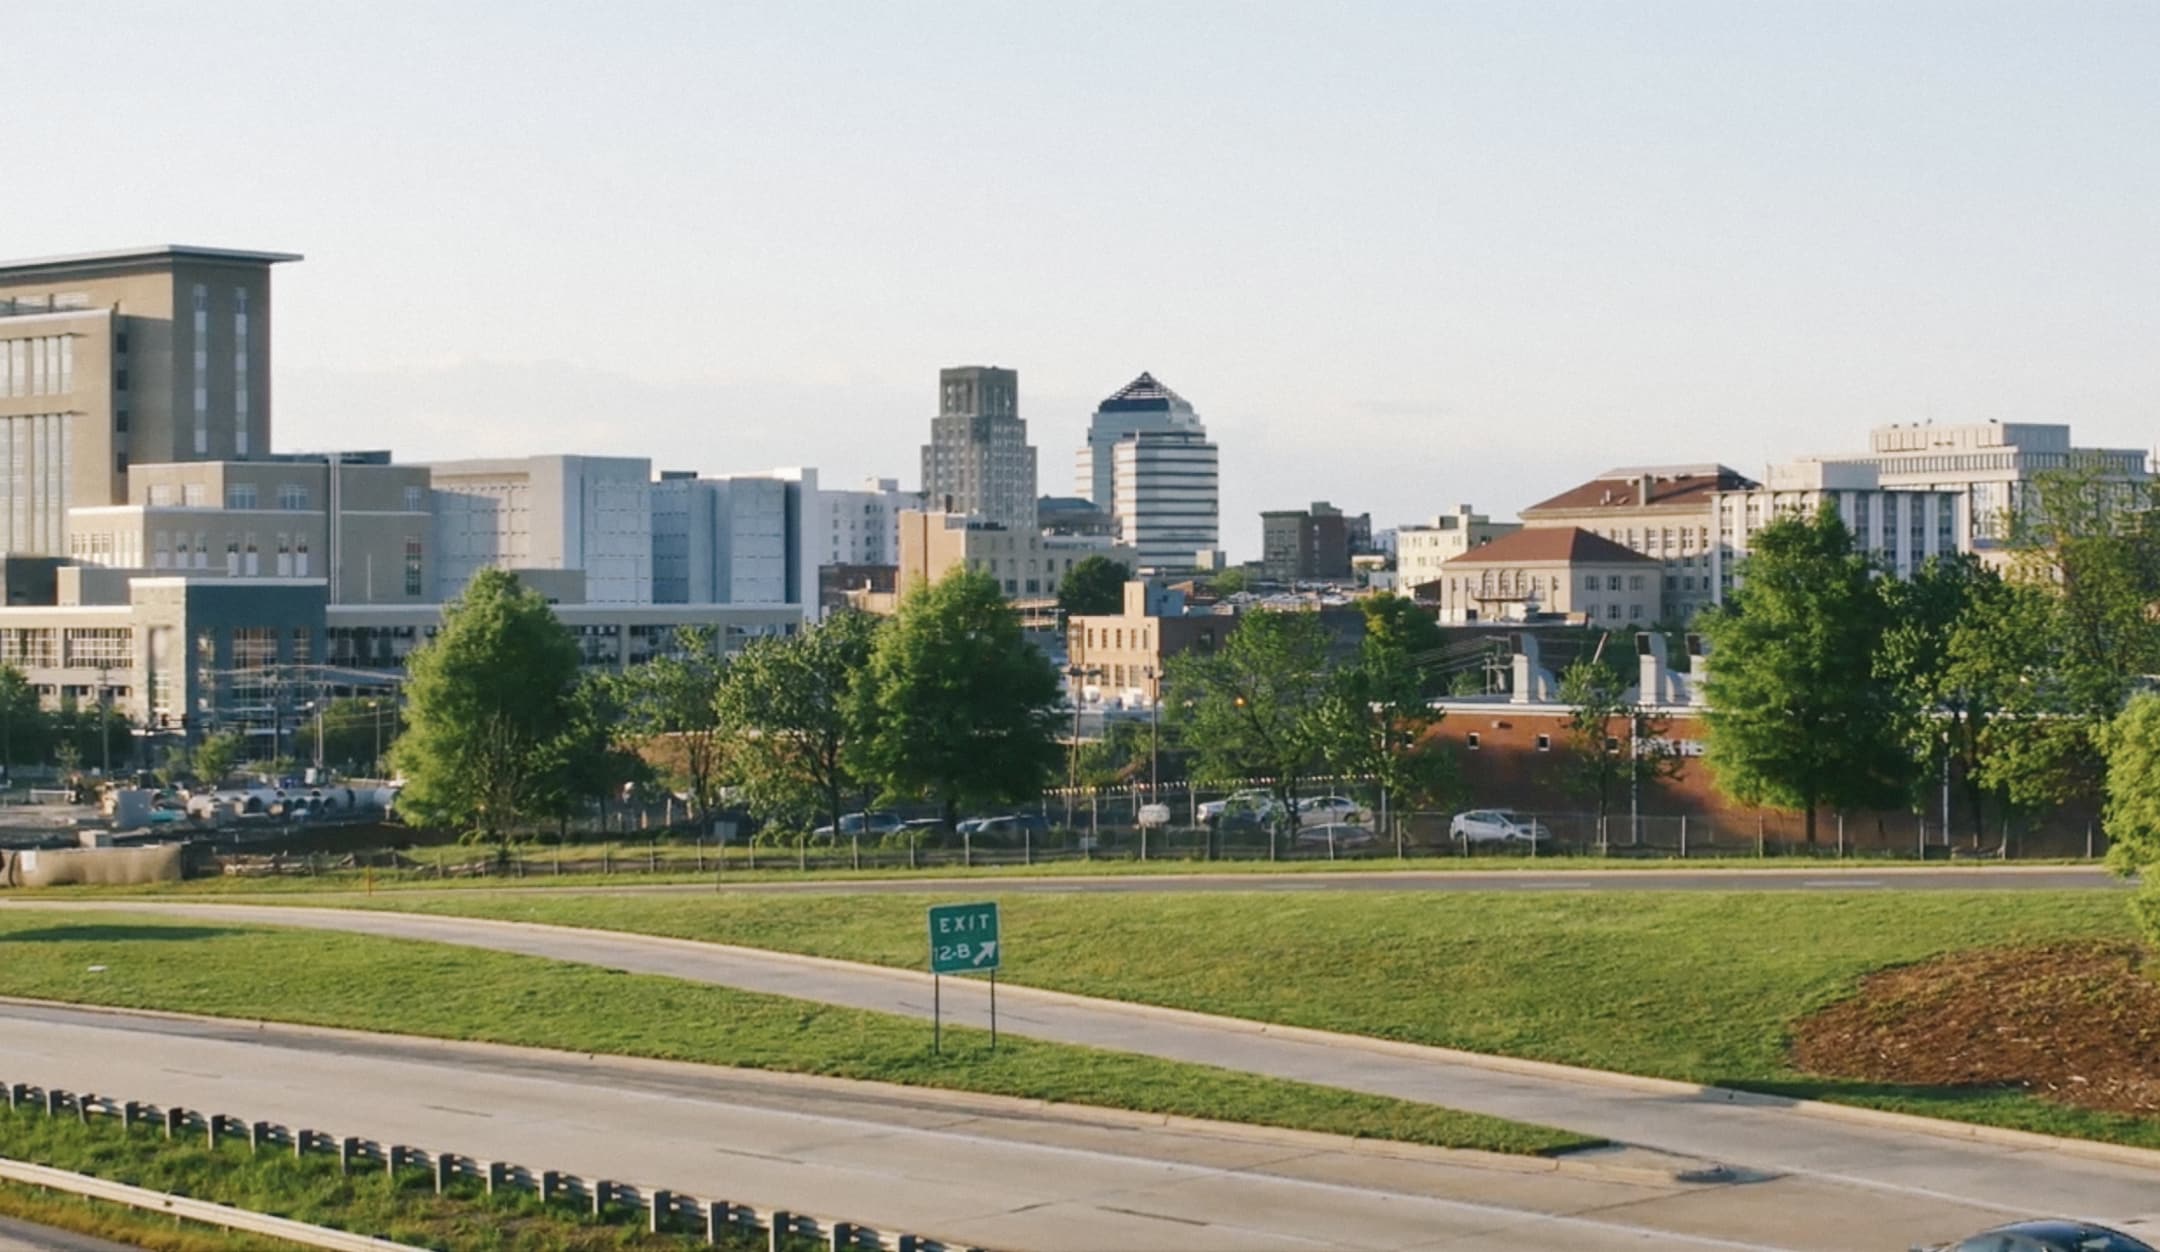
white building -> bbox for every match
[818,476,920,567]
[650,467,821,609]
[1075,372,1209,511]
[1709,465,1968,602]
[1396,506,1521,598]
[1112,430,1219,571]
[426,455,654,604]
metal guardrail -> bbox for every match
[2,1081,989,1252]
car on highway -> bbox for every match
[1448,809,1553,847]
[1914,1218,2160,1252]
[1296,795,1371,828]
[811,810,903,839]
[956,813,1050,840]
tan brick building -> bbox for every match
[1518,464,1758,621]
[1427,527,1660,627]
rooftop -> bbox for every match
[0,245,304,281]
[1441,527,1657,566]
[1096,371,1193,414]
[1523,466,1758,514]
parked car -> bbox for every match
[1448,809,1553,846]
[811,810,903,838]
[1294,823,1377,849]
[956,813,1050,840]
[1914,1218,2160,1252]
[1197,789,1276,824]
[1296,795,1371,828]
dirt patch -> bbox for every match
[1790,941,2160,1118]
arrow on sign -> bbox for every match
[974,941,999,966]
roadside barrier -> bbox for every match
[1,1080,988,1252]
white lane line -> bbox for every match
[1800,880,1884,888]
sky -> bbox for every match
[7,2,2157,558]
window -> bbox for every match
[1608,604,1621,619]
[1535,734,1551,752]
[1628,575,1644,591]
[191,284,209,454]
[294,535,309,577]
[1582,574,1597,590]
[183,484,208,508]
[276,483,308,510]
[1607,575,1623,590]
[1466,732,1481,750]
[1629,604,1643,620]
[404,538,424,596]
[403,485,424,512]
[225,539,240,575]
[226,484,257,510]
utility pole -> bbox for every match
[96,666,112,782]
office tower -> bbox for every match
[920,366,1037,532]
[1112,430,1219,571]
[1075,372,1207,510]
[0,245,300,554]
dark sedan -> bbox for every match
[1918,1219,2160,1252]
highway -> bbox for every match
[375,864,2128,897]
[6,898,2158,1248]
[0,1218,137,1252]
[0,1001,2022,1251]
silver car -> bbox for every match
[1447,809,1553,845]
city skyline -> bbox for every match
[8,3,2157,558]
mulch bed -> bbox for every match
[1789,941,2160,1118]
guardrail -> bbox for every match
[2,1081,989,1252]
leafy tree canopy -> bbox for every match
[1057,556,1131,617]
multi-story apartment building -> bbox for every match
[1260,501,1356,583]
[1519,465,1760,622]
[1429,528,1661,627]
[1112,428,1220,571]
[426,455,654,604]
[1396,505,1521,598]
[920,366,1037,532]
[1781,421,2150,549]
[0,246,300,554]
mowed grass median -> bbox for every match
[0,911,1586,1157]
[361,887,2160,1148]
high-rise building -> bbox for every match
[920,366,1036,532]
[1075,373,1207,510]
[1112,430,1220,571]
[650,467,821,607]
[426,455,655,604]
[1260,502,1355,583]
[0,245,301,555]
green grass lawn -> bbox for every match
[360,887,2160,1148]
[0,911,1584,1159]
[0,1101,790,1251]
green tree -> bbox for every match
[187,731,245,788]
[854,572,1062,830]
[1357,594,1447,693]
[614,626,731,819]
[1169,609,1338,835]
[1209,568,1249,597]
[1700,508,1912,846]
[1319,623,1459,839]
[1447,668,1486,697]
[1556,657,1681,843]
[720,611,882,835]
[291,697,404,776]
[1057,556,1131,617]
[2102,694,2160,944]
[534,672,650,830]
[390,568,584,845]
[0,665,40,776]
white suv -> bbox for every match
[1448,809,1553,846]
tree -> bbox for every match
[1209,569,1249,597]
[1319,623,1459,840]
[853,571,1063,830]
[1074,716,1186,789]
[390,568,584,845]
[1357,594,1447,693]
[720,611,882,835]
[615,626,731,819]
[188,731,246,788]
[291,697,404,776]
[1057,556,1131,617]
[1556,657,1679,843]
[533,672,650,831]
[1700,508,1912,846]
[1447,669,1486,697]
[2102,695,2160,945]
[1169,609,1339,837]
[0,665,39,775]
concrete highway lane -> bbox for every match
[0,1002,2015,1251]
[0,1217,139,1252]
[8,897,2159,1243]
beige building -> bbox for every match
[1065,580,1235,704]
[891,510,1130,605]
[1518,464,1759,622]
[1431,527,1661,627]
[1397,505,1520,597]
[64,454,433,604]
[0,246,300,555]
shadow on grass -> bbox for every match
[0,925,241,944]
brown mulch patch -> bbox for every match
[1789,941,2160,1118]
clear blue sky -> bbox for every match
[11,2,2157,557]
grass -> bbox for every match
[357,887,2160,1149]
[60,847,2096,899]
[0,911,1587,1158]
[0,1102,787,1251]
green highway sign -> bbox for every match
[928,901,1001,975]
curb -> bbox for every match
[18,899,2160,1178]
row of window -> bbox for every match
[0,336,73,398]
[0,627,136,670]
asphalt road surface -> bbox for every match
[0,1001,2035,1252]
[0,1216,139,1252]
[6,897,2157,1250]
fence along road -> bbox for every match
[9,899,2158,1234]
[0,1000,2014,1252]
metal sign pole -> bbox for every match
[933,973,941,1056]
[990,970,998,1051]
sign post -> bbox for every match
[927,901,1002,1055]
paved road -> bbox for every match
[363,864,2127,898]
[0,1218,137,1252]
[9,898,2158,1246]
[0,1001,2011,1251]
